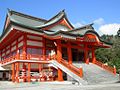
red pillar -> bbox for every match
[22,63,26,82]
[42,38,46,60]
[92,48,96,64]
[23,33,27,60]
[16,39,20,59]
[39,64,42,73]
[67,42,72,64]
[84,44,89,64]
[56,40,63,81]
[39,63,42,81]
[16,62,19,83]
[28,63,31,82]
[12,63,15,82]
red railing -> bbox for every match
[27,54,50,61]
[60,59,83,78]
[1,54,51,64]
[95,60,116,75]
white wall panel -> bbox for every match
[6,50,10,54]
[27,35,43,40]
[18,36,23,42]
[2,53,5,57]
[27,40,43,47]
[11,46,16,51]
[18,41,23,48]
[11,41,16,46]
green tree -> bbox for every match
[95,35,120,72]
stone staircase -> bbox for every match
[73,62,119,85]
[50,60,88,85]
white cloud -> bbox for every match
[99,23,120,35]
[93,18,105,25]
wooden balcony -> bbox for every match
[1,54,52,65]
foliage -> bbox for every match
[95,35,120,72]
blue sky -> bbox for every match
[0,0,120,35]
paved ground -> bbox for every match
[0,81,120,90]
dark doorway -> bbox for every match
[63,72,67,80]
[72,48,84,62]
[72,48,78,62]
[78,50,84,62]
[62,47,68,60]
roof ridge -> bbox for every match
[68,23,94,32]
[45,9,65,24]
[8,9,47,22]
[75,23,94,30]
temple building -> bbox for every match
[0,9,116,84]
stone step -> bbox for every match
[73,62,119,85]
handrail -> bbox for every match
[1,54,51,64]
[95,60,116,75]
[27,54,50,61]
[60,59,83,77]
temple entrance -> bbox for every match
[62,47,68,60]
[72,48,84,62]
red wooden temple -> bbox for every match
[0,9,114,83]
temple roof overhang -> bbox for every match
[5,9,73,30]
[0,9,112,49]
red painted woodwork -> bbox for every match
[23,33,27,60]
[56,40,62,62]
[0,29,23,49]
[56,40,63,81]
[42,38,46,60]
[84,45,89,64]
[95,60,116,75]
[12,63,15,82]
[60,59,83,78]
[92,48,96,64]
[22,63,27,82]
[28,63,31,82]
[16,62,19,83]
[60,18,73,30]
[67,42,72,64]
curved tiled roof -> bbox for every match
[7,9,74,29]
[0,9,112,46]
